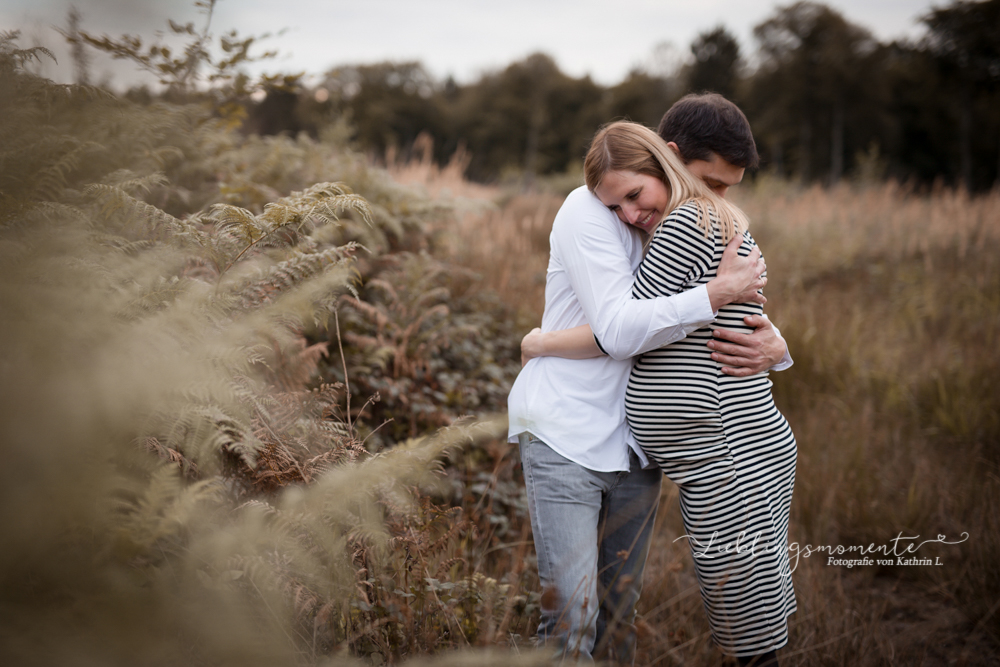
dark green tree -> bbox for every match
[686,26,741,99]
[878,41,955,184]
[605,69,679,128]
[922,0,1000,189]
[451,53,603,183]
[322,61,444,161]
[748,2,886,184]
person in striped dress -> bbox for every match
[625,200,797,660]
[524,118,796,666]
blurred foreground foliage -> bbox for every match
[0,30,544,666]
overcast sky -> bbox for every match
[5,0,937,88]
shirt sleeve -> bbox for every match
[552,191,715,361]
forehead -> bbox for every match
[595,170,647,198]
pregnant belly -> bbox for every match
[626,338,725,458]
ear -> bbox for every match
[666,141,681,156]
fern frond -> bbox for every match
[363,278,400,304]
[112,465,221,554]
[24,200,86,224]
[144,436,199,476]
[413,286,451,309]
[265,183,374,231]
[20,79,119,108]
[103,170,170,195]
[339,295,391,330]
[0,31,55,68]
[300,181,351,198]
[148,145,186,169]
[31,140,104,201]
[115,274,190,321]
[258,201,299,230]
[242,343,272,368]
[233,244,359,310]
[96,235,159,256]
[299,192,374,229]
[211,203,263,244]
[86,183,185,233]
[162,403,264,470]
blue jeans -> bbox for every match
[519,433,661,664]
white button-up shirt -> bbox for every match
[507,186,791,472]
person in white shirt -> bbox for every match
[508,94,790,665]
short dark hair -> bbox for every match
[657,93,759,170]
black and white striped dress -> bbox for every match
[626,201,797,657]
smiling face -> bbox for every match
[593,170,670,234]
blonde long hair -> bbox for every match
[583,121,749,243]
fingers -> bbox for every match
[712,351,767,376]
[723,233,743,254]
[748,246,764,279]
[722,236,762,262]
[521,328,545,366]
[711,328,753,345]
[708,340,751,358]
[520,328,542,349]
[719,365,760,377]
[710,351,749,366]
[708,329,767,369]
[743,314,773,331]
[711,347,768,374]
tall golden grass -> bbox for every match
[386,145,566,328]
[440,178,1000,665]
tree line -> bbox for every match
[281,0,995,191]
[86,0,999,191]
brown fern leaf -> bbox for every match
[85,182,198,242]
[234,244,358,310]
[211,203,262,245]
[143,436,199,477]
[339,295,391,330]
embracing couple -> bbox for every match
[508,94,796,667]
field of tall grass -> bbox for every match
[3,28,999,665]
[426,165,1000,665]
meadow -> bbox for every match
[429,160,1000,665]
[2,32,999,666]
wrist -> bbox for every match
[768,339,787,367]
[707,276,735,311]
[539,332,550,357]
